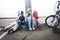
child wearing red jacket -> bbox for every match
[33,11,39,21]
[33,10,41,30]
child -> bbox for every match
[7,22,18,33]
[18,11,25,30]
[25,8,35,31]
[33,10,41,30]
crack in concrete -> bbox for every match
[22,31,33,40]
[22,28,49,40]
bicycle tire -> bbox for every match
[52,27,60,33]
[45,15,59,28]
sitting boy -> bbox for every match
[25,8,35,31]
[18,11,25,30]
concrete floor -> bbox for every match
[0,27,60,40]
[0,17,60,40]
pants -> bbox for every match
[35,21,40,27]
[25,17,35,30]
[18,20,24,30]
[10,24,18,32]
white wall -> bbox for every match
[0,0,25,17]
[32,0,58,16]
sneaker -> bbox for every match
[32,26,35,30]
[9,31,13,34]
[29,26,32,31]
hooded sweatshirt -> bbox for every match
[33,11,39,21]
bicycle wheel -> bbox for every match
[45,15,59,28]
[52,27,60,33]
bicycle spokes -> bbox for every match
[46,16,58,27]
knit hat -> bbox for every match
[27,8,32,12]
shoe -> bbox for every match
[10,31,13,33]
[29,26,32,31]
[37,26,41,30]
[32,26,36,30]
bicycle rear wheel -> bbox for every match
[52,27,60,33]
[45,15,59,28]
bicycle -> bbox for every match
[45,11,60,33]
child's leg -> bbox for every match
[11,25,18,31]
[27,18,32,30]
[25,17,29,30]
[8,26,15,33]
[35,21,41,30]
[37,22,41,29]
[35,21,38,30]
[32,18,36,30]
[25,20,29,30]
[18,20,22,30]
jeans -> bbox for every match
[18,20,24,30]
[10,24,18,32]
[35,21,40,27]
[25,17,35,30]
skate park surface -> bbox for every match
[0,16,60,40]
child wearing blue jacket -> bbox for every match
[18,11,25,30]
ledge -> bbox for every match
[0,17,17,19]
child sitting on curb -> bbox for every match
[18,11,25,30]
[33,10,41,30]
[25,8,36,31]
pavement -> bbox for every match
[0,26,60,40]
[0,17,60,40]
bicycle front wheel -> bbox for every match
[45,15,59,28]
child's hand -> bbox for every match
[18,20,21,22]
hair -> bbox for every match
[21,11,24,15]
